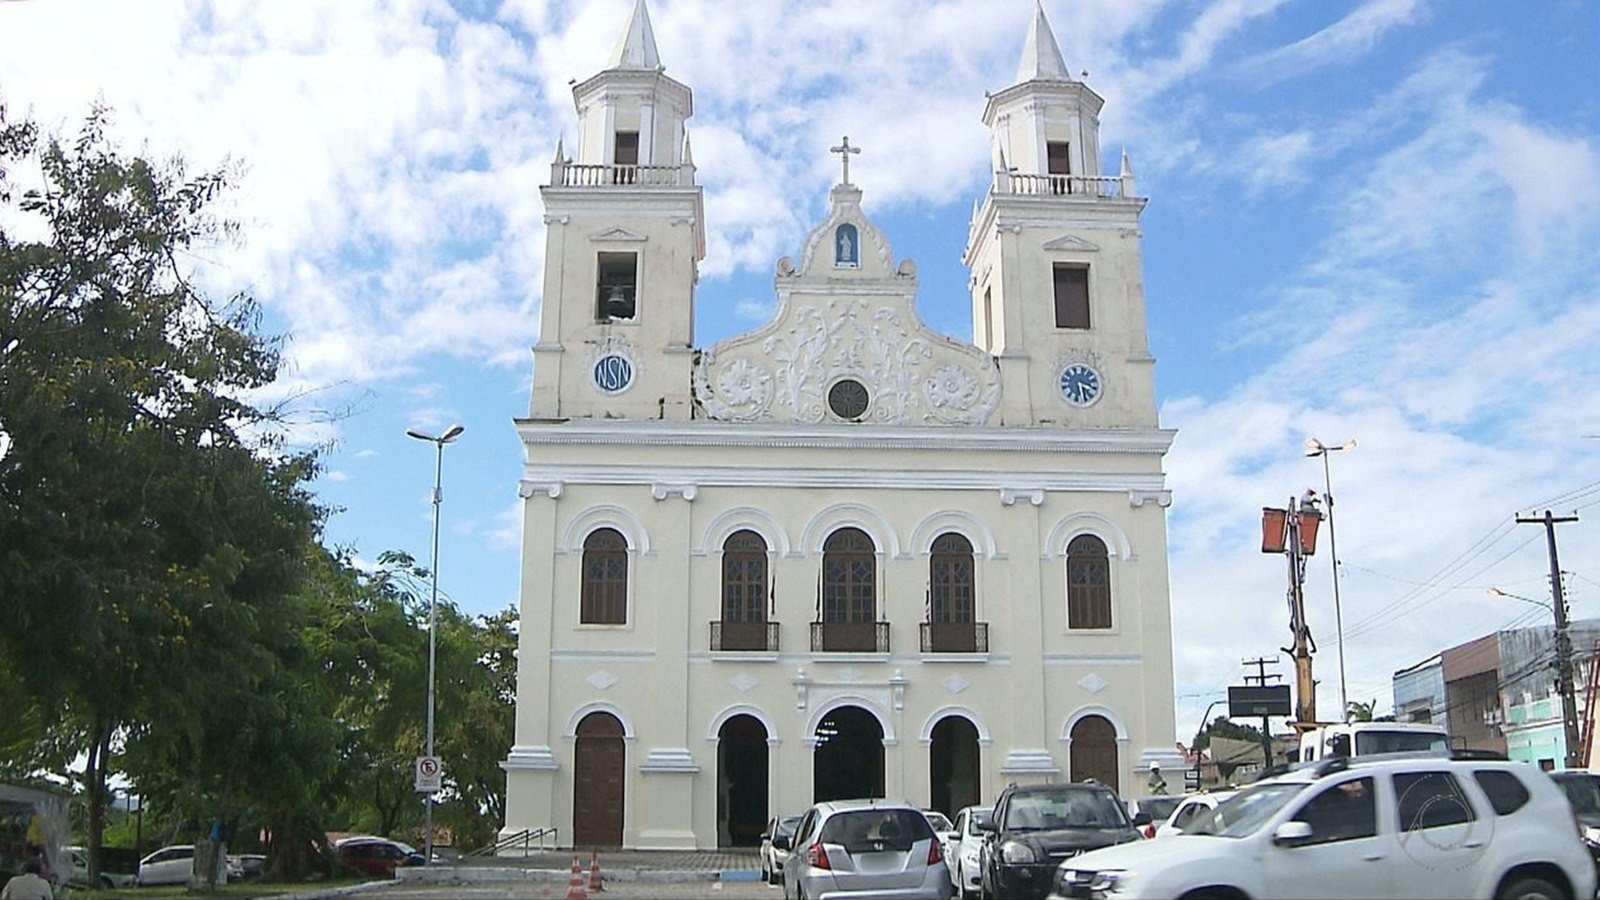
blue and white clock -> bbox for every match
[1058,362,1102,407]
[593,354,634,394]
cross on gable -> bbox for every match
[830,136,861,185]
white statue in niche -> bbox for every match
[835,224,859,266]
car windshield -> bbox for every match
[924,811,954,832]
[1559,775,1600,815]
[1003,790,1129,831]
[820,809,933,853]
[1185,783,1308,838]
[776,816,802,838]
[1137,796,1182,819]
[966,809,993,835]
[1353,730,1447,754]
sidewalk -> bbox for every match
[279,848,764,899]
[447,848,761,881]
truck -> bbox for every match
[1296,721,1449,763]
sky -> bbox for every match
[2,0,1598,748]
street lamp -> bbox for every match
[406,423,464,865]
[1487,586,1551,610]
[1306,437,1355,722]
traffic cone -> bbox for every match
[565,855,588,900]
[587,851,605,892]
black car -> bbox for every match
[977,782,1144,900]
[1551,770,1600,865]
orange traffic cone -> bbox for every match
[565,855,588,900]
[587,851,605,892]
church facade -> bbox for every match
[502,0,1183,850]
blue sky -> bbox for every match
[3,0,1598,744]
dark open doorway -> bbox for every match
[716,714,769,847]
[813,705,885,802]
[930,716,981,817]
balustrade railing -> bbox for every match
[811,621,890,653]
[920,621,988,653]
[997,172,1128,199]
[710,620,780,652]
[554,162,692,187]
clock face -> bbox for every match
[593,354,633,394]
[1059,363,1102,407]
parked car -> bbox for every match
[760,815,802,885]
[136,844,195,886]
[1052,754,1597,900]
[944,805,992,900]
[334,837,425,879]
[977,781,1143,900]
[229,852,267,881]
[1123,796,1182,839]
[1550,769,1600,864]
[62,845,135,889]
[775,798,953,900]
[1150,788,1238,838]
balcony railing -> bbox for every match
[995,172,1130,199]
[552,161,694,188]
[709,621,780,653]
[811,621,890,653]
[920,621,989,653]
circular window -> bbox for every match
[827,378,870,420]
[593,354,634,394]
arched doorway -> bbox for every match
[930,716,981,816]
[1069,715,1119,793]
[573,712,625,847]
[717,714,769,847]
[813,705,884,801]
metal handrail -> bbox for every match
[464,826,558,859]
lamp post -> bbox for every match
[406,424,464,864]
[1489,585,1583,767]
[1306,438,1355,722]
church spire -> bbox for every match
[608,0,662,70]
[1015,1,1071,84]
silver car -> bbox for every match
[777,798,954,900]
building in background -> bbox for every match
[1392,619,1600,769]
[500,0,1181,849]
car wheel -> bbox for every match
[1496,876,1566,900]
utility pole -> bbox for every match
[1262,493,1324,728]
[1242,657,1282,766]
[1517,510,1582,769]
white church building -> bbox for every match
[502,0,1183,850]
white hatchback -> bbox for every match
[1150,789,1237,838]
[1051,755,1597,900]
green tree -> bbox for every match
[0,99,318,887]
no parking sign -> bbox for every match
[414,755,443,793]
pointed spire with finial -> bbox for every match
[1016,1,1071,84]
[1120,147,1136,197]
[608,0,662,70]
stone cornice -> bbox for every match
[516,418,1174,456]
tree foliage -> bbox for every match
[0,99,516,884]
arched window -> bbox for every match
[722,530,768,624]
[929,533,974,624]
[1066,534,1111,629]
[581,528,628,624]
[822,528,876,623]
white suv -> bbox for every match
[1050,754,1596,900]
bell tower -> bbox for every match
[963,2,1156,429]
[531,0,705,421]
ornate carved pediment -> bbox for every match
[694,187,1000,426]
